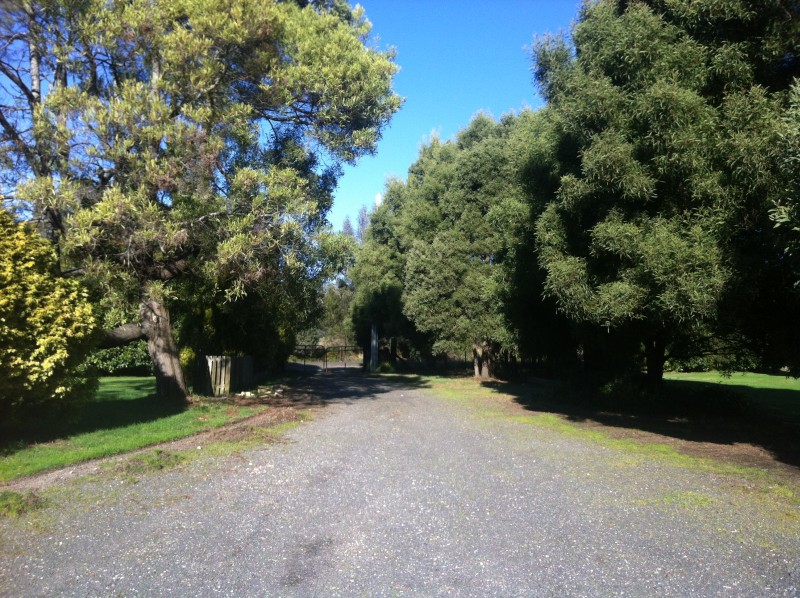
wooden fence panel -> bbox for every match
[201,355,254,396]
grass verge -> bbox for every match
[0,377,274,482]
[419,374,800,505]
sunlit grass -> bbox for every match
[664,371,800,390]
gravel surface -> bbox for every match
[1,369,799,597]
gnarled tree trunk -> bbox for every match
[140,298,188,402]
[100,300,189,402]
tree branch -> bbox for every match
[0,107,42,175]
[0,60,35,106]
[156,258,191,281]
[99,322,146,349]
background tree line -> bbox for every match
[351,0,800,385]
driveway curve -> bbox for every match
[1,369,799,597]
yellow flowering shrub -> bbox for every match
[0,210,97,429]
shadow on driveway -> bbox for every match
[272,363,431,408]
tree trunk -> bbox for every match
[140,298,188,402]
[24,2,41,107]
[480,340,492,379]
[473,342,492,379]
[644,336,666,386]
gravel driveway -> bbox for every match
[1,369,799,597]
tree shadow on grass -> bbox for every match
[72,386,182,436]
[1,377,182,451]
[480,376,800,470]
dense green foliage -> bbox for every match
[351,0,799,385]
[0,209,97,427]
[531,0,799,382]
[2,0,798,421]
[770,81,800,284]
[350,178,431,363]
[85,342,152,376]
[400,116,535,375]
[320,278,356,346]
[352,114,559,374]
[0,0,400,400]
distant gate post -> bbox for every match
[370,322,378,372]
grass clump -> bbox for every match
[113,449,189,484]
[0,490,47,518]
[117,449,187,476]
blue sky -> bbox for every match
[329,0,582,230]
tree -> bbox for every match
[350,179,431,366]
[356,205,370,243]
[351,112,568,377]
[341,216,355,239]
[532,0,799,384]
[320,278,355,345]
[771,81,800,251]
[350,114,532,377]
[0,209,96,429]
[503,109,580,371]
[401,114,527,377]
[0,0,401,400]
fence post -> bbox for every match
[370,323,378,371]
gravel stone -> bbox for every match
[1,369,798,597]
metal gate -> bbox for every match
[292,345,362,372]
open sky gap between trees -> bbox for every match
[1,0,800,431]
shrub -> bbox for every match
[86,341,152,376]
[375,361,396,373]
[0,210,97,429]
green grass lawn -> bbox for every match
[0,377,271,482]
[664,370,800,390]
[664,371,800,422]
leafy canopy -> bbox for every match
[0,0,401,393]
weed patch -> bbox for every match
[0,490,47,518]
[116,449,187,476]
